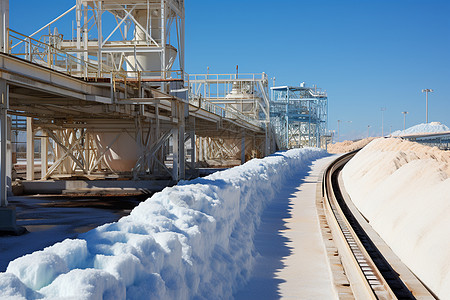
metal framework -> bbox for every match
[0,0,273,198]
[270,85,328,149]
[8,1,185,91]
[188,72,271,160]
[0,0,276,232]
[3,0,189,181]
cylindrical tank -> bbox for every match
[97,3,178,173]
[124,8,177,76]
[225,81,259,118]
[94,132,139,172]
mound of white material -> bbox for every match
[391,121,450,136]
[0,148,326,300]
[342,138,450,299]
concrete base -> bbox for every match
[0,206,27,235]
[18,179,173,196]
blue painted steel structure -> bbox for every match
[270,85,328,149]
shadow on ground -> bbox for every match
[233,165,312,300]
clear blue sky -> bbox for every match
[10,0,450,140]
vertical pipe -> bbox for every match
[308,101,311,147]
[83,3,88,77]
[0,0,9,53]
[26,117,34,180]
[76,0,82,73]
[180,10,185,74]
[161,0,166,86]
[97,1,102,77]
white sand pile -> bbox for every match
[391,121,450,136]
[342,138,450,299]
[327,137,377,153]
[0,148,326,300]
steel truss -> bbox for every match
[270,85,328,149]
[0,0,275,205]
[188,72,272,158]
[22,106,188,181]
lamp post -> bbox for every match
[367,125,371,138]
[401,111,408,130]
[422,89,433,123]
[380,107,386,137]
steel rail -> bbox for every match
[321,152,435,299]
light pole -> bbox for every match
[401,111,408,130]
[367,125,371,138]
[380,107,386,137]
[422,89,433,123]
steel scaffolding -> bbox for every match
[270,85,328,149]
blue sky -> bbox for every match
[10,0,450,140]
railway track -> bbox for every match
[319,152,436,299]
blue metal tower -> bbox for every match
[270,85,328,149]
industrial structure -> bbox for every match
[270,85,329,149]
[0,0,272,233]
[0,0,328,233]
[188,70,272,162]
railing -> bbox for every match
[188,72,268,82]
[110,69,185,100]
[6,29,263,130]
[189,95,263,128]
[7,29,103,79]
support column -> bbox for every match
[178,126,185,180]
[241,131,246,165]
[171,127,179,181]
[190,130,196,171]
[197,137,203,162]
[85,132,90,175]
[40,131,48,180]
[6,115,11,194]
[0,79,24,234]
[0,0,9,53]
[0,81,7,205]
[178,103,186,180]
[26,117,34,180]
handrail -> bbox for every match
[10,5,76,50]
[7,28,103,79]
[188,72,268,82]
[6,30,262,130]
[188,94,262,128]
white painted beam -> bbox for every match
[26,117,34,180]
